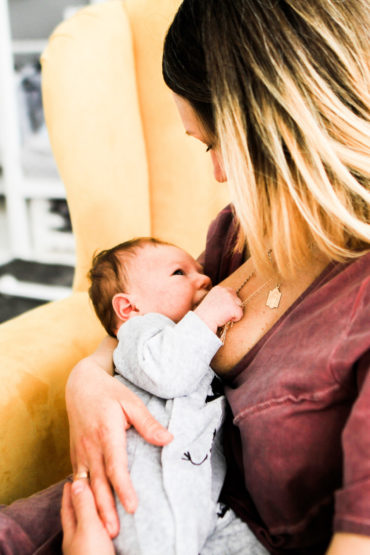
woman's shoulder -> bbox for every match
[338,252,370,330]
[321,251,370,297]
[303,252,370,374]
[297,252,370,340]
[203,205,245,285]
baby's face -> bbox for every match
[126,244,211,322]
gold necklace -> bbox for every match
[219,266,282,343]
[266,250,282,309]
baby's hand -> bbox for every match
[194,285,243,333]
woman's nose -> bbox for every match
[210,150,227,183]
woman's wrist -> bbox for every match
[65,359,92,403]
[66,336,117,398]
[88,336,117,375]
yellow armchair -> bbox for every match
[0,0,228,504]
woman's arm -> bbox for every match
[327,533,370,554]
[65,336,173,538]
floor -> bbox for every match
[0,197,74,323]
[0,293,45,322]
[0,258,74,322]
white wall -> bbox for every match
[8,0,88,40]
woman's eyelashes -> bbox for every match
[172,269,185,276]
[206,144,213,152]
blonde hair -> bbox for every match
[164,0,370,278]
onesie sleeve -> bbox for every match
[333,278,370,536]
[113,312,222,399]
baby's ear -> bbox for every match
[112,293,139,324]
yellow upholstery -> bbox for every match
[0,0,228,504]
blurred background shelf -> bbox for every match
[12,39,48,54]
[0,0,101,319]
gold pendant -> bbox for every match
[266,285,281,309]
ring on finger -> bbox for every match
[73,470,90,481]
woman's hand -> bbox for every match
[326,532,370,554]
[66,337,173,538]
[61,479,114,555]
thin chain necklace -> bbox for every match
[219,263,282,343]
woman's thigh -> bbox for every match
[0,477,70,555]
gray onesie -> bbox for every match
[112,311,267,555]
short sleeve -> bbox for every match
[334,278,370,536]
[203,204,245,285]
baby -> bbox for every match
[88,237,267,555]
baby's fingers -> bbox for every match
[230,304,244,322]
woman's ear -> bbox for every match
[112,293,139,324]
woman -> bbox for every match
[66,0,370,553]
[2,0,370,553]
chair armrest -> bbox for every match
[0,292,105,504]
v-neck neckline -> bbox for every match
[223,259,341,382]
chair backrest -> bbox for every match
[41,0,229,292]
